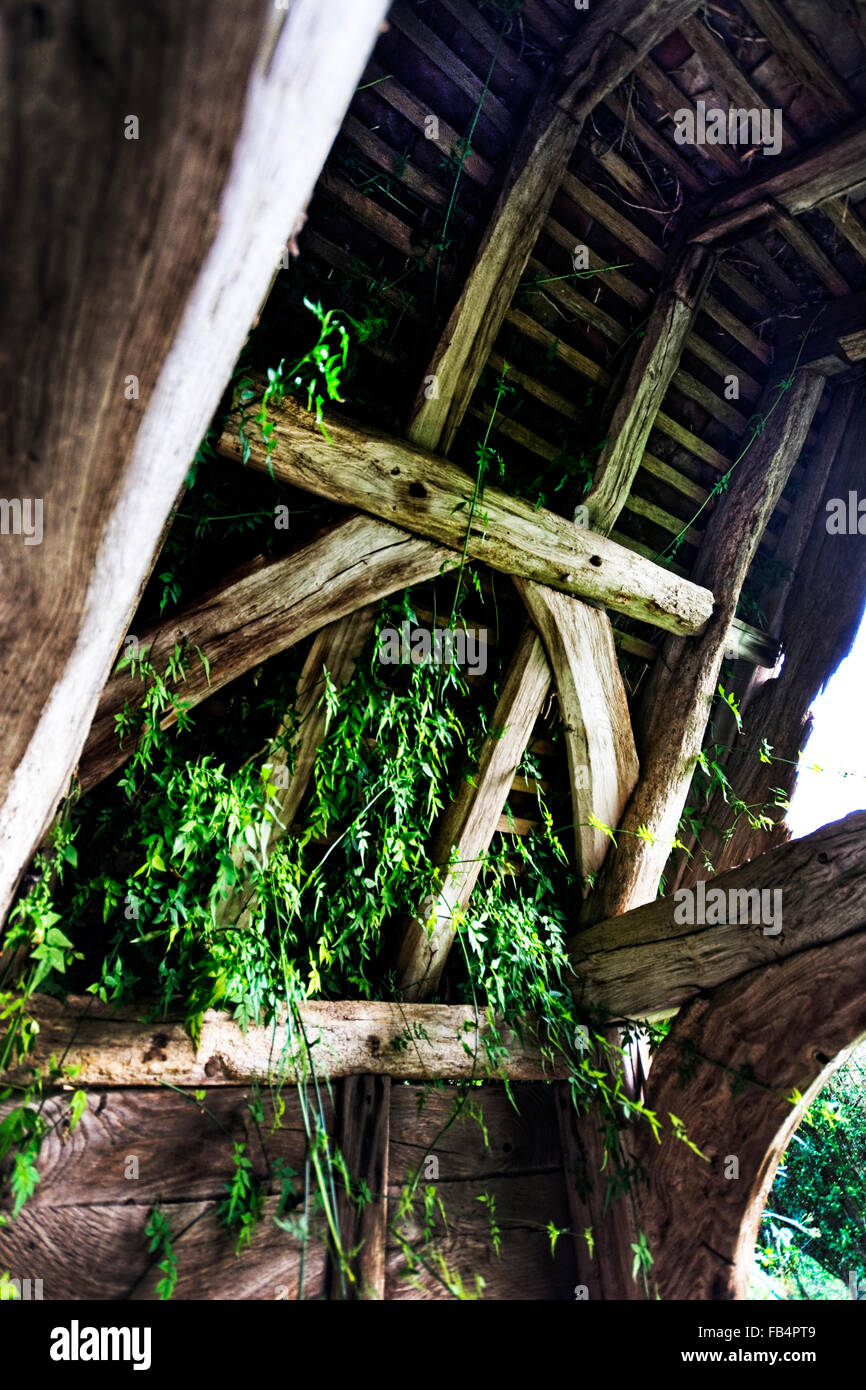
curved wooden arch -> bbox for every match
[634,924,866,1299]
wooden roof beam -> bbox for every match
[78,515,456,793]
[581,367,826,924]
[773,288,866,373]
[405,0,704,454]
[394,626,553,1001]
[15,996,569,1085]
[218,400,715,637]
[691,120,866,244]
[582,244,716,537]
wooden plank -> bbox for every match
[741,235,802,305]
[16,996,570,1084]
[559,173,666,271]
[715,259,775,317]
[523,257,628,344]
[360,62,496,188]
[388,1,513,135]
[640,450,707,504]
[0,1194,327,1301]
[436,0,532,89]
[514,584,639,886]
[404,0,703,452]
[653,407,732,471]
[623,493,703,548]
[394,627,552,1000]
[671,362,749,433]
[702,292,772,365]
[0,1086,322,1209]
[0,0,391,928]
[543,215,649,310]
[215,609,376,931]
[738,0,856,125]
[587,140,675,225]
[318,170,444,269]
[386,1170,575,1301]
[504,305,610,383]
[583,368,826,923]
[78,515,454,792]
[341,114,458,214]
[604,88,708,193]
[330,1076,390,1299]
[570,810,866,1018]
[683,331,762,402]
[635,911,866,1299]
[217,398,715,636]
[584,245,714,535]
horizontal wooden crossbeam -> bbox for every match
[570,811,866,1018]
[217,400,714,636]
[79,515,455,791]
[16,996,568,1084]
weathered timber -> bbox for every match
[394,627,552,1000]
[570,811,866,1019]
[404,0,703,452]
[15,996,568,1085]
[692,121,866,241]
[514,582,639,886]
[674,389,866,884]
[218,400,714,636]
[737,0,856,125]
[78,517,453,792]
[774,210,850,297]
[0,1082,574,1300]
[582,369,826,923]
[330,1075,390,1300]
[0,0,391,927]
[634,927,866,1299]
[774,289,866,373]
[215,608,376,930]
[583,245,715,536]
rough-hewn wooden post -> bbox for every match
[0,0,391,923]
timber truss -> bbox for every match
[4,0,866,1300]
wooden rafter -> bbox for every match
[583,244,716,536]
[79,516,455,792]
[394,626,552,1001]
[513,581,639,886]
[404,0,704,453]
